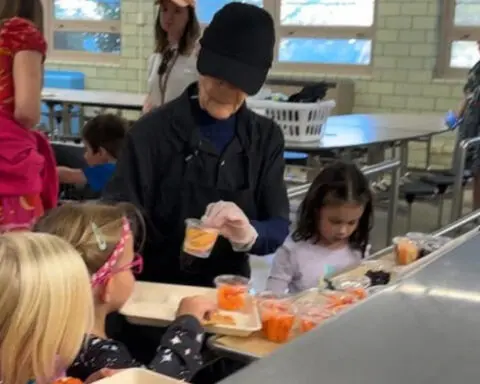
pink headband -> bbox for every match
[91,217,130,287]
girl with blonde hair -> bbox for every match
[34,202,216,382]
[0,231,93,384]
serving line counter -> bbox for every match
[208,210,480,366]
[214,217,480,384]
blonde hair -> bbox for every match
[33,202,145,275]
[0,232,93,384]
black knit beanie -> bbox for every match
[197,3,275,95]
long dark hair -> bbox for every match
[0,0,44,33]
[292,161,373,256]
[154,1,200,55]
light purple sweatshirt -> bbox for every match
[266,236,363,294]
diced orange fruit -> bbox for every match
[184,227,218,253]
[260,300,295,343]
[217,285,247,311]
[395,239,418,265]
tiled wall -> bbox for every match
[46,0,466,167]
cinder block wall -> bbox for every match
[46,0,465,167]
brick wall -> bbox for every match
[46,0,466,167]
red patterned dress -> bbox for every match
[0,17,58,232]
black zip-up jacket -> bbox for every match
[104,84,289,287]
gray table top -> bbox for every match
[219,230,480,384]
[285,113,449,151]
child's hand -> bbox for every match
[84,368,123,383]
[176,295,217,322]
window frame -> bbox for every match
[437,0,480,78]
[200,0,376,75]
[42,0,121,63]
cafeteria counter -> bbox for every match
[218,226,480,384]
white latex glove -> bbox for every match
[202,201,258,251]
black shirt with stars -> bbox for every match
[67,315,204,381]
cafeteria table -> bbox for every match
[42,88,145,136]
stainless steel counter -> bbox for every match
[220,230,480,384]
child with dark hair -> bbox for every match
[57,114,127,193]
[267,161,373,294]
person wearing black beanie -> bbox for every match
[103,4,290,372]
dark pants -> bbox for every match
[106,313,247,384]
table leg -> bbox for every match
[47,102,55,136]
[367,144,385,165]
[79,105,85,131]
[61,102,72,137]
[399,140,409,176]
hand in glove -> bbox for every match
[202,201,258,251]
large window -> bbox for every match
[197,0,375,74]
[43,0,121,61]
[438,0,480,77]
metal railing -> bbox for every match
[287,159,401,246]
[450,137,480,222]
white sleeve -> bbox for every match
[147,54,155,78]
[146,54,159,88]
[266,245,297,294]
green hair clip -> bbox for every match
[91,222,107,251]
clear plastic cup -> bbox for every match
[183,218,219,258]
[214,275,250,311]
[255,291,290,306]
[392,236,419,265]
[364,259,394,286]
[298,305,333,334]
[259,298,296,343]
[331,276,370,300]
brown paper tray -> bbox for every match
[96,368,184,383]
[120,282,261,337]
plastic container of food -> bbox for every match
[255,291,290,305]
[405,232,451,255]
[214,275,250,311]
[363,259,394,286]
[331,275,370,300]
[393,236,419,265]
[183,218,219,258]
[259,298,296,343]
[323,290,359,309]
[297,305,333,333]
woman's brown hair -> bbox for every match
[154,1,200,55]
[0,0,44,33]
[33,202,146,275]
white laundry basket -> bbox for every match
[247,99,336,143]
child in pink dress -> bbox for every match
[0,12,58,232]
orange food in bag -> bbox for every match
[217,285,247,311]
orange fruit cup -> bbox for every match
[214,275,250,311]
[183,218,219,258]
[393,236,419,265]
[259,299,296,343]
[331,276,370,302]
[298,306,333,334]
